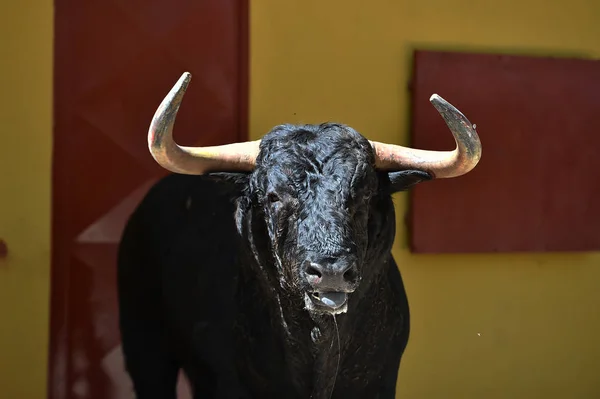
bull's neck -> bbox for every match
[235,213,357,396]
[269,277,348,399]
[246,254,351,398]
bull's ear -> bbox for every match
[387,170,432,193]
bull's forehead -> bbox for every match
[258,122,375,170]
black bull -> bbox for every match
[117,74,481,399]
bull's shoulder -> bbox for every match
[119,173,244,274]
[124,174,241,235]
[137,173,241,215]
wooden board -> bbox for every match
[409,50,600,253]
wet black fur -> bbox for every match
[117,123,432,399]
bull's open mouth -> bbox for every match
[304,291,348,315]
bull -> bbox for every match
[117,72,481,399]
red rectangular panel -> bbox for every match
[409,50,600,253]
[50,1,249,398]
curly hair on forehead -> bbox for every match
[257,123,374,167]
[248,123,379,206]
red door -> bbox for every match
[50,1,248,398]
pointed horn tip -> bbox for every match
[429,93,472,123]
[429,93,443,103]
[429,93,457,113]
[148,72,193,151]
[175,71,192,92]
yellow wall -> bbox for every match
[0,0,53,398]
[250,1,600,398]
[1,0,599,398]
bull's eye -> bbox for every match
[362,190,373,202]
[267,192,280,204]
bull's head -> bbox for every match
[148,73,481,316]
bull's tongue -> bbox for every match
[318,292,347,308]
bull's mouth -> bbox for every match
[304,291,348,315]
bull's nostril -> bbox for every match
[305,263,322,279]
[343,267,358,283]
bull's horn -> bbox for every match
[148,72,260,175]
[370,94,482,178]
